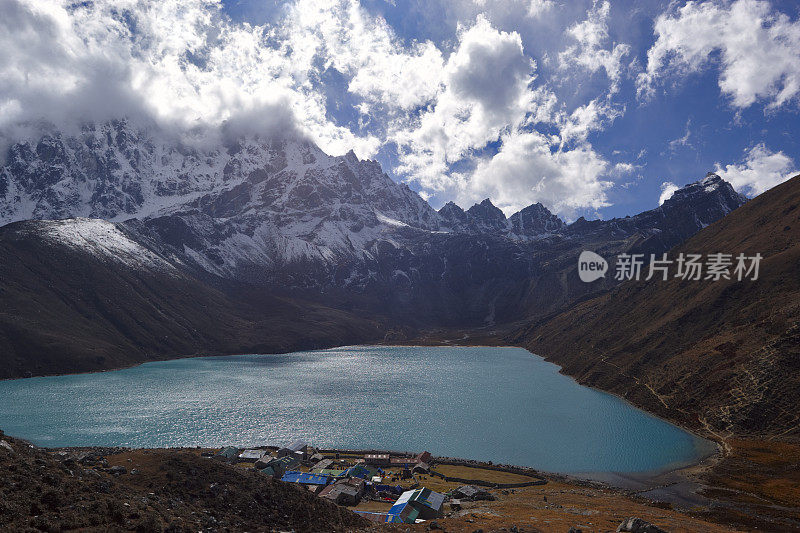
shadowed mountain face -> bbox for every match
[0,122,748,376]
[0,218,381,379]
[516,174,800,439]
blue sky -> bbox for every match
[223,0,800,219]
[2,0,799,220]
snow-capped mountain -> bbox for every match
[33,218,178,273]
[565,173,746,247]
[0,121,748,326]
[0,121,443,278]
[0,120,565,283]
[0,121,438,236]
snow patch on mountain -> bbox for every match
[375,212,410,228]
[37,218,177,272]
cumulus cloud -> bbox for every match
[446,17,533,115]
[658,181,679,205]
[558,97,622,145]
[284,0,445,112]
[0,0,380,156]
[457,129,612,218]
[559,0,631,92]
[715,144,797,196]
[638,0,800,108]
[392,16,536,190]
[388,15,618,217]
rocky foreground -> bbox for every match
[0,429,366,532]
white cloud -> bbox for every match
[466,0,554,20]
[638,0,800,108]
[715,143,797,196]
[558,97,622,144]
[0,0,382,157]
[446,16,534,115]
[559,0,631,92]
[658,181,679,205]
[668,118,692,151]
[392,16,536,190]
[388,15,620,217]
[461,129,612,218]
[285,0,445,112]
[526,0,554,18]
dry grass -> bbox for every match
[696,439,800,530]
[434,464,539,483]
[372,479,736,533]
[355,463,737,532]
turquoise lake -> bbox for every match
[0,346,715,474]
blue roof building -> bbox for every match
[342,465,371,479]
[387,488,445,523]
[281,471,331,486]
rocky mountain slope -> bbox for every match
[516,174,800,440]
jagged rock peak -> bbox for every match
[463,198,508,233]
[343,149,359,165]
[509,202,564,236]
[438,201,467,223]
[664,172,747,209]
[467,198,506,220]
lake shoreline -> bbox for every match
[1,344,720,499]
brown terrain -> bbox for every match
[0,429,368,532]
[516,174,800,440]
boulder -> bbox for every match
[107,465,127,476]
[452,485,494,501]
[616,517,668,533]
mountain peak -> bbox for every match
[467,198,505,218]
[344,149,359,164]
[509,202,564,236]
[439,201,466,216]
[466,198,508,232]
[664,173,745,212]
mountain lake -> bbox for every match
[0,345,716,474]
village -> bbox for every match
[209,440,542,525]
[11,434,721,532]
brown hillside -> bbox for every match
[517,174,800,440]
[0,220,382,379]
[0,430,368,532]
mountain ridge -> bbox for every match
[516,173,800,440]
[0,121,750,376]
